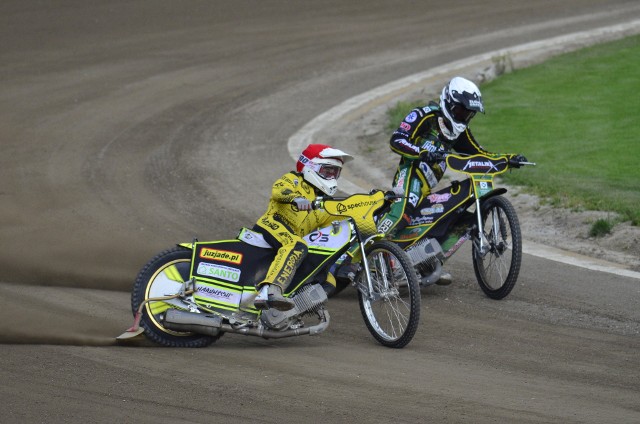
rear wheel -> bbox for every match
[357,240,421,348]
[131,247,222,347]
[472,196,522,300]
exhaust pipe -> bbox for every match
[163,308,330,339]
[163,309,222,337]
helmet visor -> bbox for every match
[449,103,476,125]
[318,164,341,180]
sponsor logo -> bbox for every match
[396,168,407,188]
[410,215,434,226]
[476,181,492,196]
[405,111,417,123]
[196,285,233,299]
[398,228,422,240]
[297,154,311,167]
[199,248,243,264]
[278,231,295,244]
[420,204,444,215]
[427,193,452,203]
[260,216,280,231]
[195,284,241,306]
[196,263,241,282]
[397,139,420,153]
[377,218,394,233]
[275,248,305,286]
[463,160,498,172]
[282,175,296,185]
[400,122,412,132]
[468,99,482,109]
[334,199,380,214]
[408,193,419,207]
[308,230,330,243]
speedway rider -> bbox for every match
[339,76,526,285]
[253,144,353,311]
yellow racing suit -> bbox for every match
[253,171,337,291]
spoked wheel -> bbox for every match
[131,246,222,347]
[472,196,522,300]
[357,240,420,348]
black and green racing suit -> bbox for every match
[376,101,510,235]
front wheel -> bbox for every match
[357,240,421,348]
[472,196,522,300]
[131,246,222,347]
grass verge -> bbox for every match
[386,34,640,228]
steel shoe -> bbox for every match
[254,284,295,311]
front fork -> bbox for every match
[474,197,489,255]
[354,225,388,302]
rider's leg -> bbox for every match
[253,221,307,311]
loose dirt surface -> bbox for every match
[2,1,640,423]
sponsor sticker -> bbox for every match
[377,218,394,233]
[427,193,452,203]
[195,284,241,306]
[405,111,418,123]
[410,215,434,226]
[420,204,444,215]
[334,199,380,214]
[196,262,241,283]
[199,248,243,264]
[463,160,498,172]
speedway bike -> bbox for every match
[118,190,421,349]
[391,152,535,300]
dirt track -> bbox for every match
[1,1,640,422]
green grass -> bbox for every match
[387,34,640,226]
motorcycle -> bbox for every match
[389,152,534,300]
[117,190,421,349]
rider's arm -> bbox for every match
[270,172,305,203]
[389,107,436,159]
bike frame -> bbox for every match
[391,153,512,257]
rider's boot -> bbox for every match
[254,284,295,311]
[435,271,453,286]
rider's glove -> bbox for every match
[509,154,528,168]
[419,150,440,164]
[293,197,312,211]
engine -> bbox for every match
[405,238,445,276]
[260,283,328,330]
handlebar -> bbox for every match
[508,158,537,168]
[432,150,535,168]
[312,190,402,208]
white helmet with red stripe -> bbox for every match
[296,144,353,196]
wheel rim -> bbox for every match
[360,249,413,342]
[475,205,513,290]
[143,258,194,336]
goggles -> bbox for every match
[299,153,343,180]
[448,102,476,124]
[317,164,341,180]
